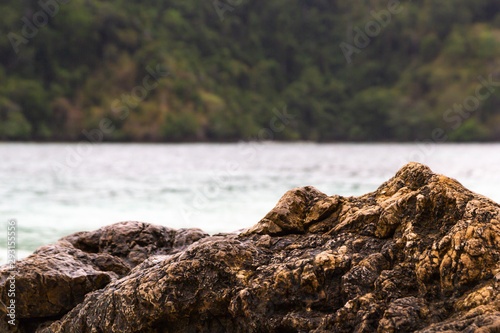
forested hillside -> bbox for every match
[1,0,500,141]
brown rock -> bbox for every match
[3,163,500,332]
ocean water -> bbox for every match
[1,142,500,264]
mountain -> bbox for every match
[1,0,500,142]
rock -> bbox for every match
[0,221,208,330]
[3,163,500,332]
[241,186,336,235]
[61,221,208,266]
[0,243,116,319]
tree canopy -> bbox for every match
[1,0,500,142]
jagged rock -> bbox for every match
[3,163,500,332]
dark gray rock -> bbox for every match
[0,221,208,330]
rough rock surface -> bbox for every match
[0,222,208,332]
[3,163,500,332]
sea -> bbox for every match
[1,142,500,264]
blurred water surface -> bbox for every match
[1,142,500,263]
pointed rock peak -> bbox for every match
[382,162,435,192]
[374,162,469,199]
[395,162,433,182]
[241,186,329,236]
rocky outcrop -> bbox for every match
[3,162,500,332]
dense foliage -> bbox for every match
[1,0,500,142]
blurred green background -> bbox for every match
[1,0,500,142]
